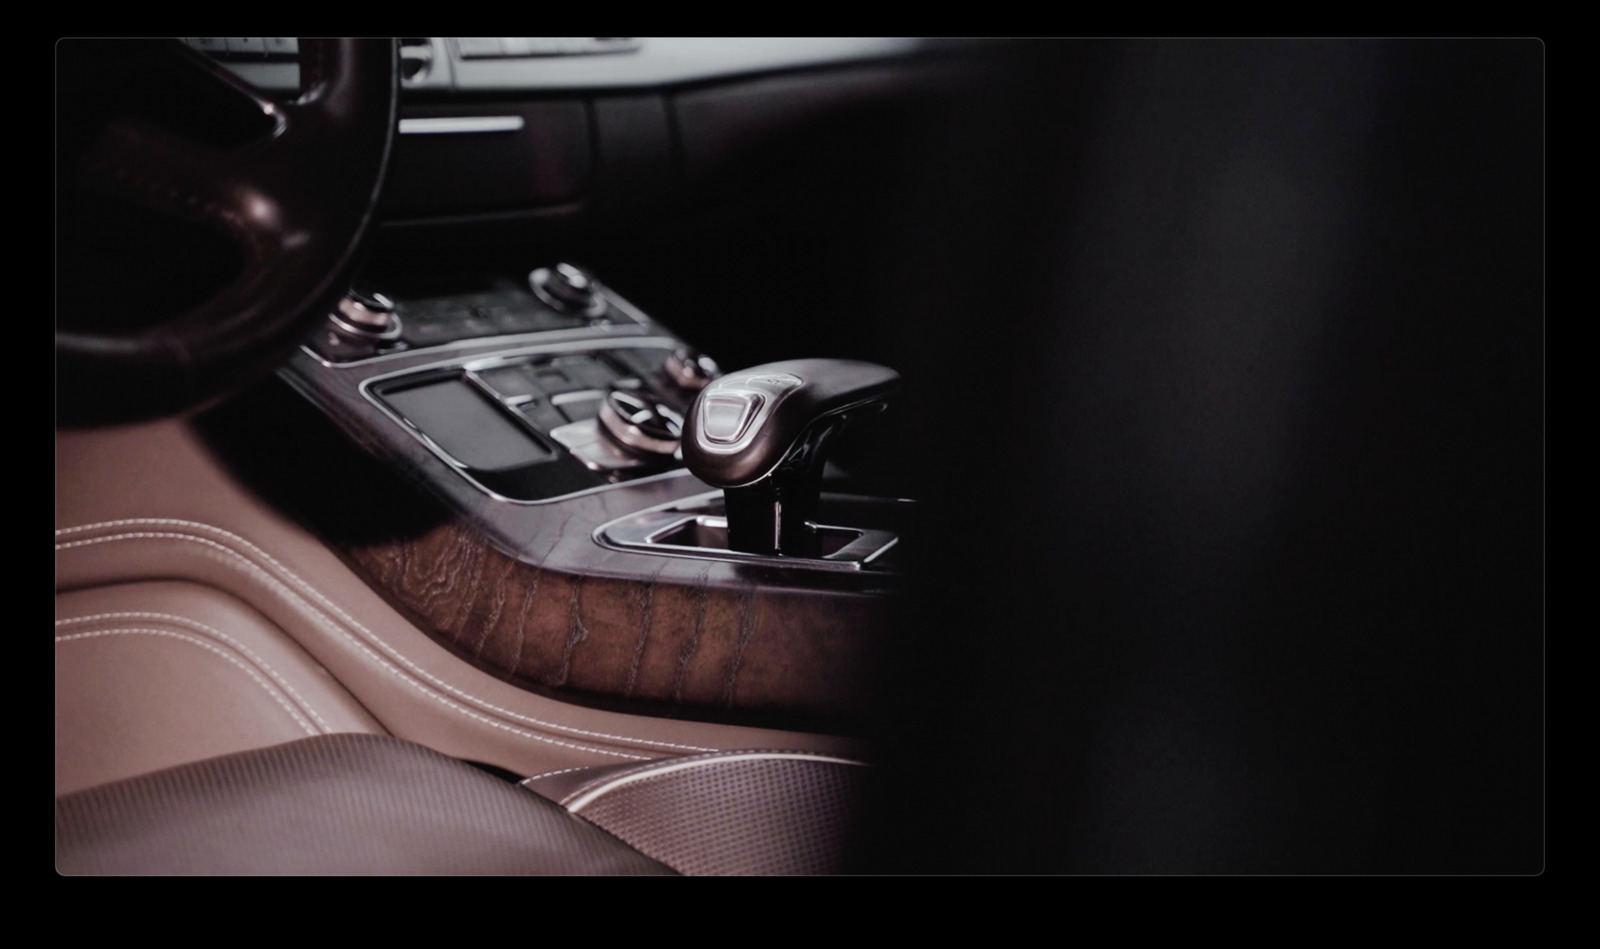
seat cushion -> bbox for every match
[56,734,674,875]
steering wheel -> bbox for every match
[56,38,398,426]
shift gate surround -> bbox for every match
[594,490,905,574]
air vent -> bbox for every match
[399,38,435,81]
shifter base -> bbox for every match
[595,491,907,573]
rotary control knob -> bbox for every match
[329,288,402,340]
[664,347,720,392]
[530,263,608,319]
[598,389,684,459]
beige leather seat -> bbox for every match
[56,420,871,873]
[55,581,386,796]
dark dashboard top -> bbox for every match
[191,37,925,93]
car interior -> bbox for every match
[55,38,1543,875]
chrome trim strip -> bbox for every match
[550,389,605,406]
[326,310,404,341]
[592,490,902,573]
[561,752,870,813]
[357,336,699,506]
[398,115,526,134]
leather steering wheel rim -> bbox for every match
[56,38,398,426]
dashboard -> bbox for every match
[179,37,943,228]
[188,37,925,93]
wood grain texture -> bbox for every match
[343,518,891,720]
[287,335,897,724]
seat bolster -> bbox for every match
[56,734,675,875]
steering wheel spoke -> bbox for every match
[79,114,281,255]
[57,37,398,425]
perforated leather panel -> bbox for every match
[550,753,869,875]
[56,734,674,875]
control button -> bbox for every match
[330,289,401,341]
[548,420,650,473]
[337,289,396,328]
[500,37,531,56]
[477,365,543,400]
[554,37,590,54]
[529,263,608,318]
[665,348,720,391]
[188,37,228,53]
[524,37,560,55]
[556,394,603,423]
[264,37,299,56]
[549,355,616,390]
[456,37,506,58]
[224,37,266,55]
[548,264,594,306]
[532,367,579,394]
[701,393,762,444]
[599,390,684,458]
[516,397,567,433]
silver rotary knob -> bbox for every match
[664,347,720,391]
[598,389,684,458]
[529,263,608,318]
[330,289,402,340]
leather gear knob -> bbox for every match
[682,358,898,555]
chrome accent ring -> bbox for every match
[328,310,404,342]
[529,267,609,318]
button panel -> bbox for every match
[452,37,640,59]
[371,345,695,502]
[471,351,694,442]
[305,272,647,365]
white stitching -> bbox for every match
[520,765,596,785]
[56,518,721,754]
[55,626,319,737]
[55,611,332,732]
[560,749,872,802]
[56,528,650,761]
[57,532,649,760]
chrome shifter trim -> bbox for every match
[691,371,803,456]
[594,490,902,573]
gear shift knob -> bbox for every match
[683,358,899,556]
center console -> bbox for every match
[280,264,907,725]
